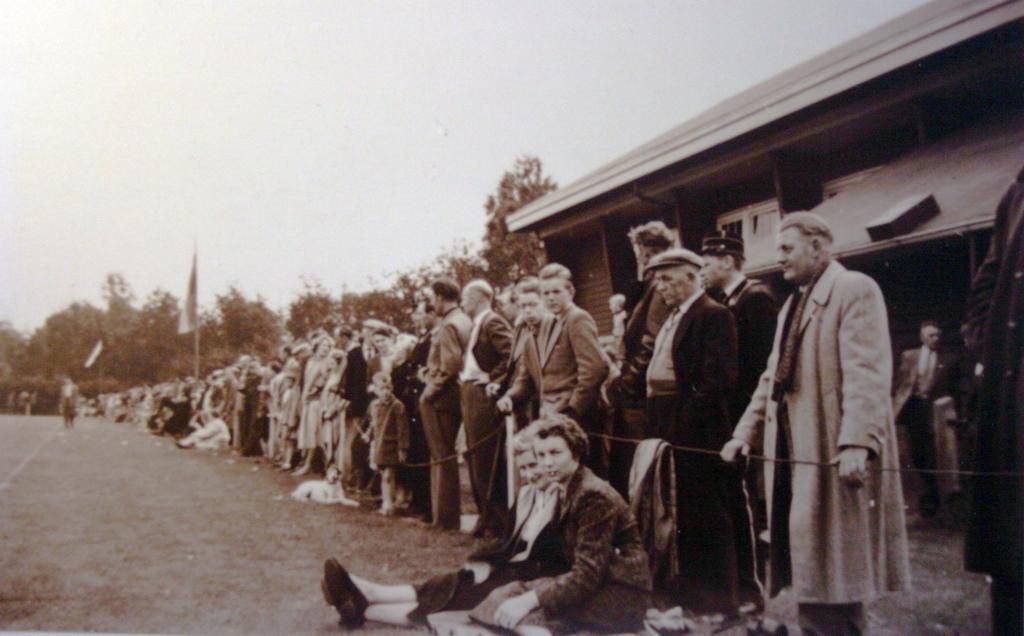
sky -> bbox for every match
[0,0,931,332]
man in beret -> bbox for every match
[701,230,779,610]
[645,247,742,616]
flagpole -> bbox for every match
[194,314,200,378]
[193,239,199,378]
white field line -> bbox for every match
[0,425,58,492]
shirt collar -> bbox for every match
[473,308,491,328]
[673,289,704,317]
[723,275,747,300]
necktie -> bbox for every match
[773,288,808,396]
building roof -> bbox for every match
[747,112,1024,273]
[508,0,1024,233]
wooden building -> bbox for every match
[507,0,1024,352]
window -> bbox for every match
[715,199,780,267]
[823,166,883,200]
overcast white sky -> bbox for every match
[0,0,930,332]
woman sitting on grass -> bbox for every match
[322,415,653,634]
[176,413,230,451]
[321,424,567,628]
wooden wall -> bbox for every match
[546,233,614,335]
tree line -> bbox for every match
[0,157,556,410]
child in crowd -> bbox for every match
[609,293,627,350]
[367,371,409,516]
[277,364,301,471]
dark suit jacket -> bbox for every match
[507,304,608,419]
[532,466,652,615]
[341,346,369,417]
[619,276,672,403]
[724,278,778,423]
[892,347,961,418]
[668,292,738,451]
[470,310,513,383]
[493,322,533,393]
[422,306,472,412]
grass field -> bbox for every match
[0,415,992,635]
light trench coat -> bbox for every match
[733,260,911,604]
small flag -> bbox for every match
[178,248,198,334]
[84,340,103,368]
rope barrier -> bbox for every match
[400,426,501,469]
[591,431,1024,478]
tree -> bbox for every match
[480,155,557,287]
[213,286,281,360]
[0,321,26,379]
[286,278,338,338]
[126,289,183,383]
[20,302,105,379]
[99,273,138,382]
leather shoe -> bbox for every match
[323,558,368,627]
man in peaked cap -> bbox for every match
[645,247,743,615]
[701,230,779,610]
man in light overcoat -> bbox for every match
[722,212,910,635]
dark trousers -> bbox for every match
[342,413,371,491]
[648,393,740,614]
[729,459,764,607]
[460,382,507,534]
[992,575,1023,636]
[397,408,432,521]
[608,403,646,497]
[421,399,462,530]
[770,402,794,594]
[899,396,940,507]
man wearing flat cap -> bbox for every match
[701,230,779,609]
[646,247,742,615]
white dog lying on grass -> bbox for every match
[291,467,359,506]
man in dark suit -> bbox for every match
[487,277,545,424]
[459,279,513,537]
[892,320,963,517]
[701,231,778,610]
[607,221,675,493]
[498,264,609,476]
[645,248,741,616]
[421,278,473,530]
[338,328,371,492]
[962,166,1024,636]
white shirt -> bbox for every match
[459,309,492,384]
[647,289,705,395]
[915,346,937,396]
[510,485,561,562]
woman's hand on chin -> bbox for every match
[494,591,539,629]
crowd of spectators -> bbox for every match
[77,205,1016,635]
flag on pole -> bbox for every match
[178,248,198,334]
[84,340,103,368]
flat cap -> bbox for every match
[645,247,704,272]
[701,231,744,259]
